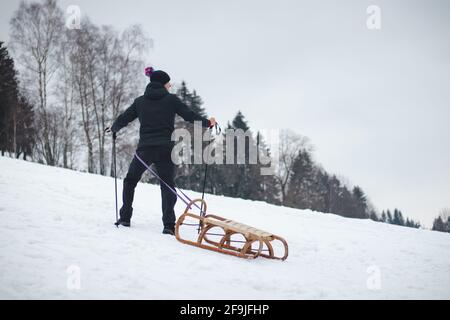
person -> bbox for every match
[105,67,216,235]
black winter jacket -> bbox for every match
[111,82,210,148]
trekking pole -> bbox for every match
[198,123,221,234]
[197,134,211,234]
[112,132,119,227]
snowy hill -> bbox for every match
[0,156,449,299]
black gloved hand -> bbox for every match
[105,126,117,139]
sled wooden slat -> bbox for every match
[175,199,288,261]
[203,217,274,241]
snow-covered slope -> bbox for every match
[0,156,449,299]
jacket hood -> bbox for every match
[144,82,169,100]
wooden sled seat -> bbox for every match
[203,217,274,241]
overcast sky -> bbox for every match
[1,0,449,227]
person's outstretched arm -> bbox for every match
[173,96,215,128]
[110,101,138,133]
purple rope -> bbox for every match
[134,153,206,214]
[177,188,193,204]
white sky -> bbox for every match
[1,0,449,227]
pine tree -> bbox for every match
[336,186,355,218]
[177,81,189,101]
[0,41,18,155]
[352,186,368,218]
[285,149,316,210]
[174,81,190,129]
[446,217,450,233]
[387,210,393,224]
[189,90,207,118]
[398,210,405,226]
[326,175,341,214]
[392,209,401,225]
[405,218,411,227]
[312,169,330,213]
[232,111,250,131]
[369,210,379,221]
[225,111,258,199]
[405,218,420,228]
[432,216,446,232]
[392,209,405,226]
[0,42,35,158]
[381,211,387,222]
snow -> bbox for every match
[0,155,449,300]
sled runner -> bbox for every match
[175,199,289,261]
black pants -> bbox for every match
[120,146,177,228]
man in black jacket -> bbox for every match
[106,68,216,235]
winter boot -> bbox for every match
[162,226,175,236]
[115,219,131,227]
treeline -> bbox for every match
[379,209,421,228]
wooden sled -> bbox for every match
[175,199,289,261]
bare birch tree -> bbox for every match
[10,0,63,165]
